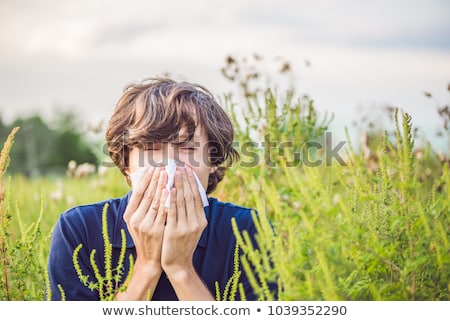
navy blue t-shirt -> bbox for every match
[47,192,273,300]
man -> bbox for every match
[47,77,275,300]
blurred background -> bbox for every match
[0,0,449,177]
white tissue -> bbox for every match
[129,159,209,208]
[164,158,177,207]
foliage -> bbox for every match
[0,127,129,300]
[0,112,98,177]
[215,243,242,301]
[227,108,449,300]
[216,54,449,300]
[70,203,134,301]
[0,127,48,300]
[0,56,449,300]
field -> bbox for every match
[1,84,449,301]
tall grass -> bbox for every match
[0,127,48,300]
[226,102,450,300]
[0,127,129,300]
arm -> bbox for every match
[114,261,162,300]
[116,167,167,300]
[165,265,214,300]
[162,167,214,300]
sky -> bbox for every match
[0,0,449,151]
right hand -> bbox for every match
[123,166,168,271]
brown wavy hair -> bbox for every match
[105,77,239,194]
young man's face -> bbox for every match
[127,125,214,190]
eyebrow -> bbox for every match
[172,138,195,146]
[137,131,201,147]
[177,131,202,140]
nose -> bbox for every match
[165,144,184,167]
[166,144,176,161]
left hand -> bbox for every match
[161,166,207,275]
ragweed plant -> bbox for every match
[215,243,242,301]
[231,213,278,301]
[71,203,134,301]
[224,108,450,300]
[0,127,18,300]
[1,127,49,300]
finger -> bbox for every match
[154,188,168,229]
[139,167,163,212]
[175,168,187,225]
[124,166,156,221]
[128,166,162,226]
[166,188,177,228]
[186,167,203,212]
[139,170,166,231]
[146,168,167,218]
[140,177,168,232]
[182,167,202,222]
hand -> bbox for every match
[161,167,207,275]
[123,167,168,271]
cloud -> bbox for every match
[1,0,449,61]
[238,0,450,50]
[0,0,448,146]
[89,21,166,48]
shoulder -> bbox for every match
[207,197,257,232]
[54,193,130,242]
[59,195,124,223]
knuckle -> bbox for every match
[133,189,145,199]
[188,174,196,183]
[200,220,208,230]
[180,227,190,236]
[144,190,153,199]
[157,206,166,215]
[129,218,140,230]
[190,223,199,232]
[189,221,202,232]
[184,193,194,202]
[158,173,166,185]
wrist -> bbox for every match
[163,263,195,282]
[163,264,214,300]
[134,259,163,277]
[115,260,163,301]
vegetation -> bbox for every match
[0,111,98,177]
[0,55,449,300]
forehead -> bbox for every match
[177,125,207,142]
